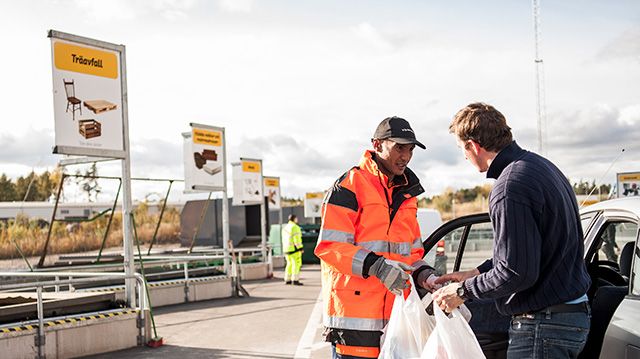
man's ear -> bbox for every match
[372,139,382,152]
[469,140,482,155]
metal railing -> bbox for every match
[0,271,149,359]
[4,247,270,294]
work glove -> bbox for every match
[416,267,442,292]
[369,257,414,295]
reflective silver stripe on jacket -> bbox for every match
[412,259,428,268]
[351,249,370,277]
[358,241,412,256]
[319,229,355,244]
[412,237,423,249]
[324,315,388,331]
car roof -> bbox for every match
[581,197,640,217]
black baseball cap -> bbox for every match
[372,116,426,149]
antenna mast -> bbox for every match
[532,0,547,154]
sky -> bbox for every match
[0,0,639,203]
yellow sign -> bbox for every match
[618,173,640,181]
[54,42,118,79]
[192,129,222,146]
[242,161,261,173]
[306,192,324,199]
[264,178,279,187]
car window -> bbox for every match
[580,212,596,237]
[596,221,638,263]
[459,222,494,272]
[436,227,464,275]
[423,213,492,276]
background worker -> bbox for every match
[315,116,439,359]
[433,103,591,359]
[282,214,304,285]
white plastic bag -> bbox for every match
[379,277,435,359]
[421,301,485,359]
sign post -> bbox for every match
[264,176,282,255]
[232,159,267,259]
[183,123,229,273]
[49,30,136,305]
[617,172,640,198]
[304,192,324,219]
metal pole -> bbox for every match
[120,44,136,307]
[260,164,267,262]
[147,180,173,255]
[38,173,66,268]
[222,190,230,274]
[222,128,230,275]
[260,198,267,261]
[37,286,45,359]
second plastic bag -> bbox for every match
[421,302,485,359]
[379,277,435,359]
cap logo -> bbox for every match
[401,128,414,134]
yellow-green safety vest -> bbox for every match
[282,221,302,253]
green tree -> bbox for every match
[0,174,17,201]
[36,170,55,201]
[14,171,39,201]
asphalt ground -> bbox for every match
[85,264,331,359]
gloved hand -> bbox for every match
[369,257,414,295]
[416,267,442,292]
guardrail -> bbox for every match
[48,246,266,271]
[4,246,273,293]
[0,271,149,359]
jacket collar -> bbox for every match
[358,150,423,193]
[486,141,527,179]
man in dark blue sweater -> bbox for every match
[432,103,591,358]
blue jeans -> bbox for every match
[507,310,590,359]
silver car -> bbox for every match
[421,197,640,359]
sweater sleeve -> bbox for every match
[464,196,542,300]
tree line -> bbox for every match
[420,178,613,214]
[0,164,102,202]
[0,171,60,202]
[0,168,614,206]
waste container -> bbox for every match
[268,224,283,256]
[300,224,320,264]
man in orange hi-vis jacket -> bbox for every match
[315,116,439,359]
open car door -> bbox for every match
[422,213,510,359]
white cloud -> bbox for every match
[218,0,253,13]
[72,0,138,22]
[352,22,394,51]
[619,104,640,126]
[71,0,199,22]
[597,26,640,63]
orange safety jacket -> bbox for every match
[315,150,427,331]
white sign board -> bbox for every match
[50,32,125,158]
[304,192,324,218]
[183,124,226,192]
[264,176,281,210]
[617,172,640,198]
[232,159,263,205]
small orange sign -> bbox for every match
[306,192,324,199]
[193,129,222,146]
[618,173,640,181]
[242,161,261,173]
[264,177,279,187]
[54,41,118,79]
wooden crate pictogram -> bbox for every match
[79,119,102,139]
